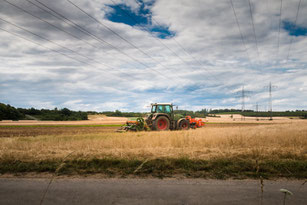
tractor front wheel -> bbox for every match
[153,116,170,131]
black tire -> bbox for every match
[153,116,170,131]
[178,119,190,130]
[190,122,196,129]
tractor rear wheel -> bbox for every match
[178,119,190,130]
[153,116,170,131]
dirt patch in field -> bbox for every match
[0,126,120,138]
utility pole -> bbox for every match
[265,82,277,121]
[242,86,245,113]
[256,102,259,121]
[269,82,272,120]
[236,86,252,121]
[241,86,245,121]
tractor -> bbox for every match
[145,103,191,131]
[118,103,205,132]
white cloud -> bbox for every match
[28,100,55,109]
[0,0,306,112]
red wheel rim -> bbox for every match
[157,118,167,130]
[181,122,188,130]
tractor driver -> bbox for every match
[157,105,164,113]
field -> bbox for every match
[0,115,306,179]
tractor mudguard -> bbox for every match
[152,113,170,121]
[176,118,186,129]
[151,114,157,121]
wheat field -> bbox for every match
[1,121,307,161]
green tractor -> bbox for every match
[145,103,190,131]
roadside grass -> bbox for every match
[0,158,306,179]
[1,122,306,178]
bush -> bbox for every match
[0,103,24,120]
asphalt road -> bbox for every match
[0,178,306,205]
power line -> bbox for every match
[1,1,262,107]
[3,0,99,50]
[65,0,230,93]
[3,0,169,80]
[277,0,283,60]
[28,0,133,65]
[168,35,220,81]
[65,0,179,80]
[3,0,140,76]
[108,0,227,90]
[265,0,273,34]
[0,16,137,80]
[286,0,302,63]
[5,0,129,67]
[0,16,121,72]
[0,25,167,99]
[138,1,198,64]
[229,0,251,62]
[110,0,230,86]
[0,17,94,63]
[0,26,88,66]
[24,0,134,68]
[131,0,220,82]
[247,0,260,61]
[109,0,191,69]
[5,0,238,96]
[0,26,149,93]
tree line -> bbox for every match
[0,103,87,121]
[1,102,306,121]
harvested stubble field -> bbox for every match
[0,125,121,138]
[0,120,307,179]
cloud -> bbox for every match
[27,100,56,109]
[0,0,306,112]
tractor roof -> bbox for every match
[151,103,173,106]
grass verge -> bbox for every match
[1,158,306,179]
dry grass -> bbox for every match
[1,122,307,161]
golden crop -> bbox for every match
[1,121,306,161]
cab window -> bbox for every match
[151,105,157,113]
[153,105,172,113]
[165,105,171,113]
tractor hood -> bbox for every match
[147,113,169,121]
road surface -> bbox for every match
[0,178,306,204]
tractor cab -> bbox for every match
[151,103,173,114]
[150,103,174,122]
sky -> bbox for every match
[0,0,307,112]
